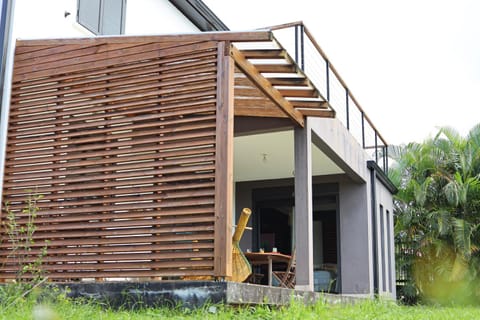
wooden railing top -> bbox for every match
[16,30,272,46]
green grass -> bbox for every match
[2,294,480,320]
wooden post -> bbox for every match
[214,41,234,278]
[294,119,314,291]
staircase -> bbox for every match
[232,38,335,124]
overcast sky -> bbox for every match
[204,0,480,145]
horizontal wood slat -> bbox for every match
[0,241,214,255]
[0,269,215,280]
[13,41,219,80]
[2,37,224,281]
[12,49,218,90]
[3,172,216,195]
[10,66,217,105]
[14,42,183,66]
[0,231,216,251]
[0,259,214,272]
[2,250,215,264]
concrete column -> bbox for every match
[294,120,313,291]
[339,181,373,296]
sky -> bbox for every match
[204,0,480,145]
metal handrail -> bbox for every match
[266,21,389,173]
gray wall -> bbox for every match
[338,181,372,295]
[373,177,396,298]
[309,117,369,183]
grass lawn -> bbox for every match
[2,295,480,320]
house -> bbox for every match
[0,0,396,301]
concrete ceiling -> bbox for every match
[234,130,344,182]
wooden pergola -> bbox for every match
[0,31,334,281]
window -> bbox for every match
[77,0,125,35]
[386,210,392,292]
[380,205,387,292]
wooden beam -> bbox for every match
[214,42,234,278]
[234,87,272,99]
[15,31,272,46]
[234,106,286,118]
[233,97,277,108]
[231,46,304,127]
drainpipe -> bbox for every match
[368,161,379,295]
[0,0,15,206]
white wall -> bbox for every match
[125,0,199,34]
[13,0,91,39]
[12,0,199,40]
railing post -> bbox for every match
[326,60,330,101]
[294,25,299,65]
[374,132,378,163]
[361,112,365,148]
[300,24,305,71]
[384,146,389,174]
[345,88,350,130]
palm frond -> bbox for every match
[451,218,474,258]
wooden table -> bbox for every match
[245,252,291,286]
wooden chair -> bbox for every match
[246,271,264,284]
[272,249,296,289]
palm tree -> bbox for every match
[390,124,480,304]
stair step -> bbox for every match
[255,64,297,73]
[267,77,308,86]
[242,49,285,59]
[290,100,329,109]
[278,88,317,98]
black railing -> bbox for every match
[268,22,389,173]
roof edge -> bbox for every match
[168,0,229,32]
[367,160,397,194]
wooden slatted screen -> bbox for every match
[1,38,229,281]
